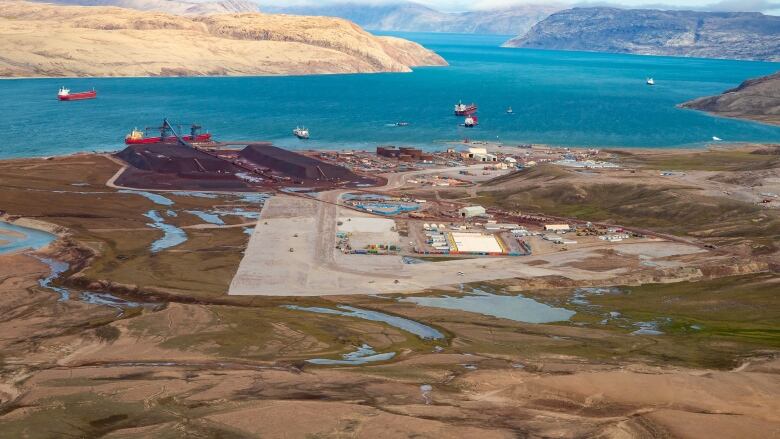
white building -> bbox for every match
[459,205,486,218]
[544,224,571,232]
[461,147,497,162]
[474,153,497,162]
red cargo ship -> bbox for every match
[454,100,477,116]
[125,126,211,145]
[57,87,96,101]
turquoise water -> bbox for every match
[33,256,71,301]
[307,344,396,365]
[401,288,575,323]
[0,221,56,254]
[1,32,779,158]
[144,210,187,252]
[283,304,444,339]
[118,189,175,206]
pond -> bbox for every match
[306,344,395,365]
[0,221,56,255]
[400,288,575,323]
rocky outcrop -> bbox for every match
[503,7,780,62]
[0,1,446,78]
[264,2,564,36]
[681,72,780,126]
[33,0,260,15]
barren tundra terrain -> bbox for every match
[0,1,447,77]
[0,146,778,437]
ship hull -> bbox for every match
[58,91,97,101]
[454,107,477,116]
[125,133,211,145]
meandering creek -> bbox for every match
[283,305,444,340]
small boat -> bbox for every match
[506,106,513,114]
[454,100,477,116]
[395,121,410,127]
[57,86,96,101]
[125,124,211,145]
[293,126,310,139]
[712,136,722,141]
[646,78,655,86]
[464,115,478,127]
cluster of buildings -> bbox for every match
[419,224,507,256]
[377,146,435,162]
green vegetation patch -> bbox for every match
[522,274,780,369]
[475,181,780,253]
[609,148,780,171]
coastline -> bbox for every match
[0,67,446,81]
[0,139,764,162]
[676,103,780,128]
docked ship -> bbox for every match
[125,123,211,145]
[57,87,96,101]
[454,100,477,116]
[293,126,310,139]
[464,115,478,127]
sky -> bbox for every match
[260,0,780,14]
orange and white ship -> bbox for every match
[454,100,477,116]
[125,124,211,145]
[57,87,96,101]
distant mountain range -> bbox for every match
[503,7,780,62]
[261,2,564,36]
[31,0,259,15]
[681,71,780,126]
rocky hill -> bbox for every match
[681,72,780,125]
[36,0,259,15]
[263,2,564,36]
[0,1,446,78]
[503,7,780,61]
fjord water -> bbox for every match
[1,32,779,158]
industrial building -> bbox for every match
[461,147,497,162]
[377,146,401,158]
[544,224,571,232]
[459,205,486,218]
[377,146,434,162]
[449,232,504,254]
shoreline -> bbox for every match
[0,68,441,81]
[0,140,770,163]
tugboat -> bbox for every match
[464,115,478,127]
[125,123,211,145]
[57,86,97,101]
[293,126,310,139]
[646,77,655,86]
[454,100,477,116]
